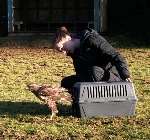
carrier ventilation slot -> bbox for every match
[84,84,128,99]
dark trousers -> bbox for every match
[61,66,121,90]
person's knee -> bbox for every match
[61,77,70,88]
[91,66,114,81]
[89,66,107,81]
[61,75,79,89]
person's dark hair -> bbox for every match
[53,26,70,44]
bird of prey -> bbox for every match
[27,83,72,119]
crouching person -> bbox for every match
[53,26,131,91]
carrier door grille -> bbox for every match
[83,84,128,99]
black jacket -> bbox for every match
[70,28,130,80]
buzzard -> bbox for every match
[27,83,72,119]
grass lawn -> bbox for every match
[0,35,149,140]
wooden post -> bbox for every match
[7,0,13,32]
[94,0,100,32]
[94,0,108,33]
[100,0,108,33]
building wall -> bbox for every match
[1,0,150,36]
[11,0,94,32]
[0,0,104,35]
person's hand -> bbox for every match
[55,42,63,52]
[125,78,132,82]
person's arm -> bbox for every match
[99,41,131,80]
[86,34,130,80]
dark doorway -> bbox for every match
[0,0,8,36]
[108,0,150,34]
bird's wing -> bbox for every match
[40,87,59,97]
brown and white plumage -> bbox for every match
[27,83,72,119]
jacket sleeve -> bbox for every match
[108,49,130,80]
[84,32,130,80]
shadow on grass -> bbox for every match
[0,101,72,117]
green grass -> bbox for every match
[0,36,150,140]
